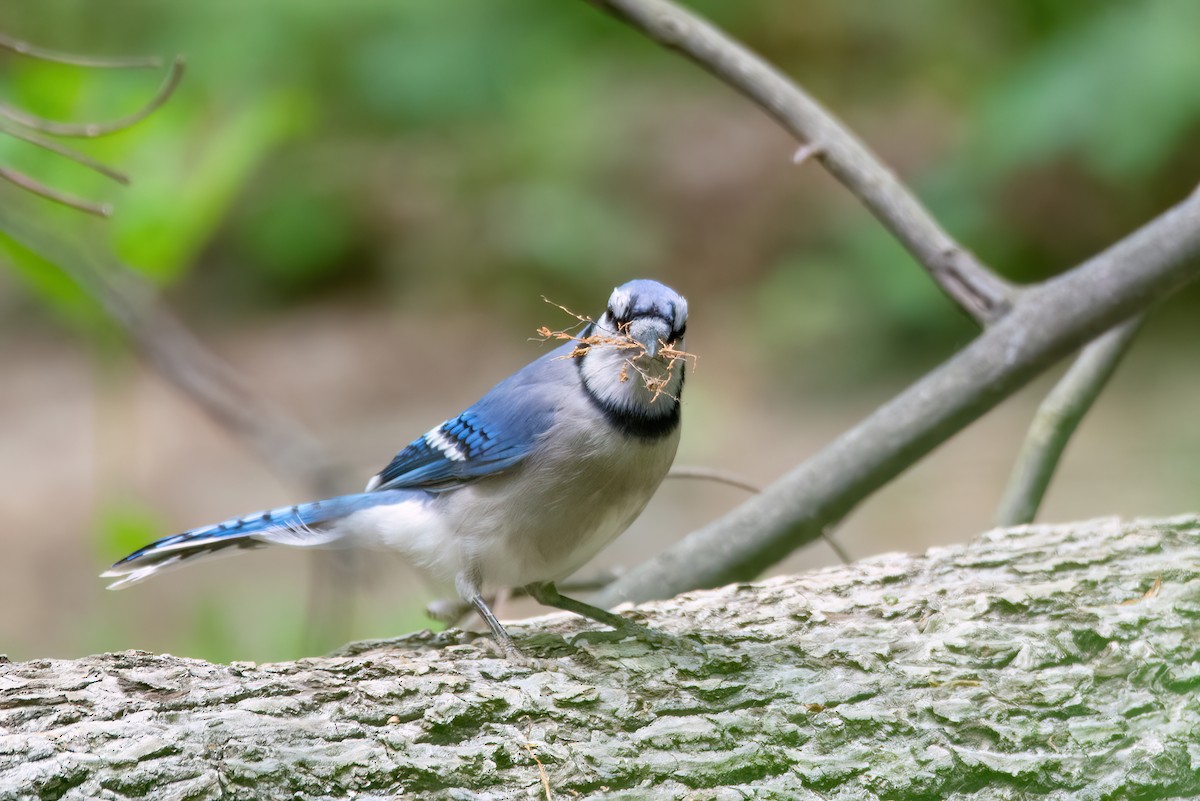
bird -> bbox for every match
[103,279,690,658]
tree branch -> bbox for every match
[0,165,112,217]
[585,0,1016,325]
[594,188,1200,608]
[0,122,130,184]
[995,315,1145,527]
[0,56,185,138]
[0,31,162,69]
[3,516,1196,799]
[667,466,851,564]
[665,464,760,494]
[91,273,350,497]
[0,190,349,497]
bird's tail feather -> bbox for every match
[101,491,405,589]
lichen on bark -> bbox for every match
[2,516,1199,799]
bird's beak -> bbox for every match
[628,317,671,358]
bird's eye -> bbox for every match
[607,306,630,328]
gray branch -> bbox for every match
[3,516,1197,799]
[594,188,1200,609]
[995,315,1145,527]
[0,57,185,138]
[0,188,349,497]
[0,31,163,69]
[586,0,1016,325]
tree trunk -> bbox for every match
[3,517,1198,800]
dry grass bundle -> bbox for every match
[534,297,696,402]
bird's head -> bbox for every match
[595,279,688,360]
[571,280,689,434]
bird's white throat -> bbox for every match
[578,342,685,417]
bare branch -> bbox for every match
[0,166,112,217]
[665,465,760,494]
[668,466,853,564]
[0,37,178,214]
[94,269,350,497]
[585,0,1017,325]
[818,525,853,565]
[994,315,1145,527]
[0,56,185,138]
[3,518,1197,799]
[594,189,1200,608]
[666,466,851,563]
[0,31,162,69]
[0,122,130,184]
[0,190,350,497]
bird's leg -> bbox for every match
[456,571,522,659]
[525,581,666,644]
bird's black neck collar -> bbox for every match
[574,325,682,441]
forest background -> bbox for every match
[2,0,1198,663]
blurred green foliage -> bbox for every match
[3,0,1199,662]
[93,499,168,567]
[3,0,1197,335]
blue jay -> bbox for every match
[103,279,689,658]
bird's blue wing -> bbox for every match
[368,409,533,490]
[367,345,572,492]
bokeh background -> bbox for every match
[2,0,1199,663]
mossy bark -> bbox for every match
[3,516,1199,800]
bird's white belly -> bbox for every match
[336,499,463,581]
[470,484,652,588]
[338,393,680,592]
[441,423,679,589]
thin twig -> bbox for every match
[0,31,162,69]
[0,166,112,217]
[0,122,130,184]
[105,274,349,496]
[0,56,185,137]
[0,190,350,496]
[666,467,850,563]
[819,526,853,565]
[666,465,761,494]
[994,315,1145,527]
[585,0,1016,325]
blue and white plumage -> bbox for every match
[103,279,689,656]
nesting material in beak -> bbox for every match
[628,317,671,359]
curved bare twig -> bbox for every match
[665,465,760,494]
[0,187,351,496]
[0,122,130,184]
[0,56,185,137]
[585,0,1017,325]
[994,315,1145,527]
[0,166,112,217]
[669,466,851,563]
[0,31,162,69]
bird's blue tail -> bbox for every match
[102,491,405,589]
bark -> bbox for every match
[3,516,1199,800]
